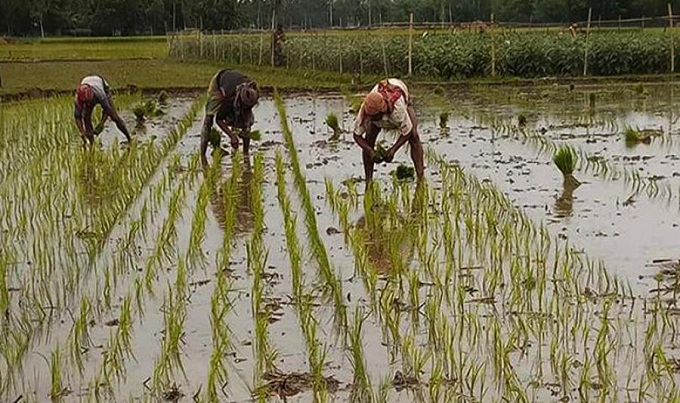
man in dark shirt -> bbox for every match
[200,70,260,165]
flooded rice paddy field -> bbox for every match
[2,83,680,402]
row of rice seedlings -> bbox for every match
[324,178,428,370]
[0,100,201,397]
[204,153,243,402]
[274,150,331,400]
[0,93,140,186]
[500,124,677,204]
[246,152,280,384]
[423,148,666,399]
[274,90,348,335]
[90,157,197,399]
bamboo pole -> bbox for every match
[583,8,592,76]
[670,4,675,73]
[258,32,264,66]
[408,13,413,76]
[490,13,496,77]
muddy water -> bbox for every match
[150,88,680,401]
[10,85,680,402]
[422,83,680,294]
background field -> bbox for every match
[3,33,680,403]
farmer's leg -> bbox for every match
[362,124,381,183]
[406,105,424,181]
[200,114,215,166]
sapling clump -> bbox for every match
[553,145,581,189]
[374,142,388,163]
[624,126,659,147]
[439,111,450,136]
[326,113,342,140]
[395,164,415,181]
[248,130,262,141]
[133,99,164,123]
[157,90,170,105]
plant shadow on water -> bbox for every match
[206,151,255,237]
[554,177,581,219]
[354,182,425,276]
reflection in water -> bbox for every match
[353,183,426,275]
[554,175,581,218]
[207,156,255,237]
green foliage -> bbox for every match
[553,145,577,176]
[172,30,680,79]
[248,129,262,141]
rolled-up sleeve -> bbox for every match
[391,99,413,137]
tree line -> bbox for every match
[2,0,680,36]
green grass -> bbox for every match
[0,58,382,97]
[0,38,166,60]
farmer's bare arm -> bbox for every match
[82,109,95,143]
[200,114,214,165]
[353,108,375,156]
[98,108,109,130]
[385,103,415,162]
[216,119,238,149]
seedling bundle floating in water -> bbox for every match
[325,113,342,141]
[624,126,661,147]
[553,145,581,189]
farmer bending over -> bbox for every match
[74,75,131,145]
[200,69,260,166]
[353,78,424,183]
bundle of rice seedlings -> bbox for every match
[326,113,342,140]
[518,114,527,127]
[133,99,164,123]
[248,129,262,141]
[624,126,658,147]
[553,145,581,189]
[157,90,170,105]
[439,111,449,129]
[374,143,388,163]
[395,164,415,180]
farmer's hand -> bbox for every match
[230,136,239,150]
